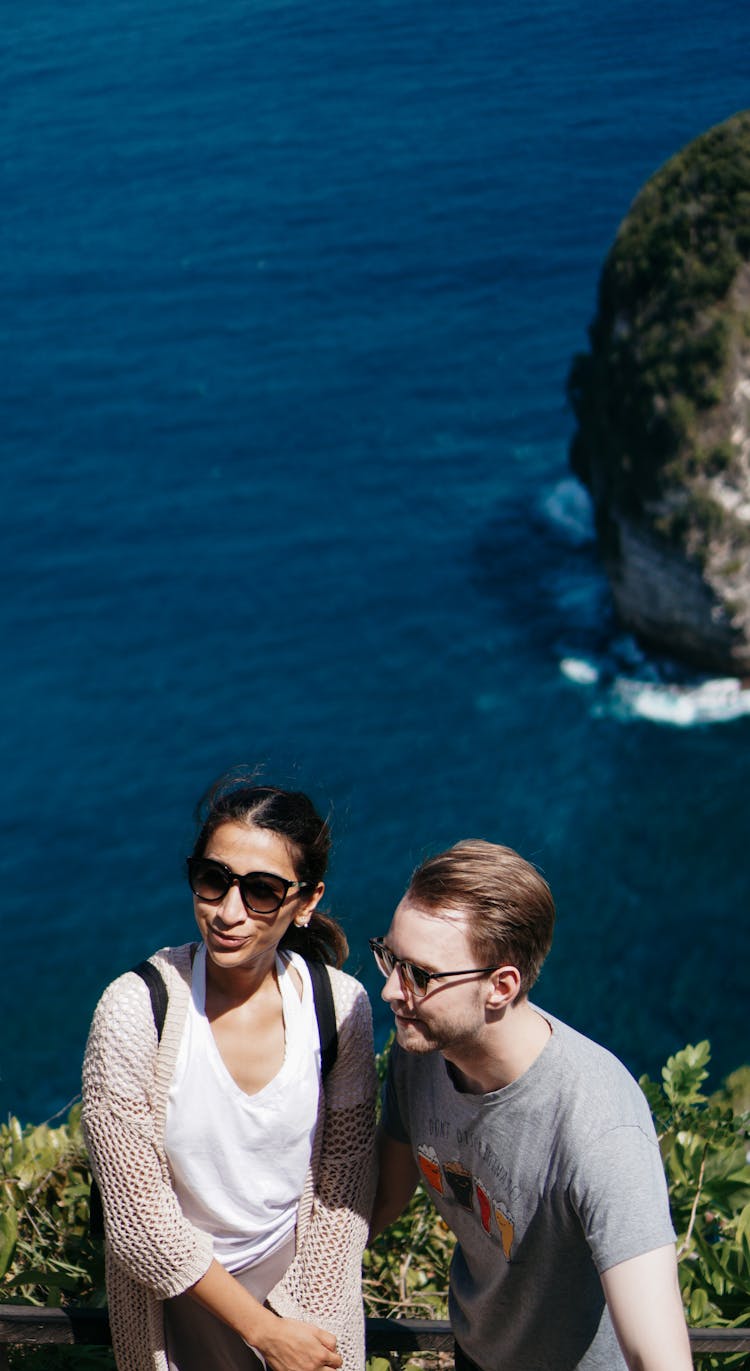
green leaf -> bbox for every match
[662,1040,712,1107]
[639,1074,664,1117]
[0,1205,18,1277]
[735,1201,750,1269]
[688,1286,710,1323]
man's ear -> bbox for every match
[485,964,522,1009]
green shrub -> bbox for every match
[1,1042,749,1369]
[0,1106,111,1369]
[641,1042,750,1370]
[568,108,750,546]
[704,442,735,477]
[0,1106,104,1310]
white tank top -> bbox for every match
[165,945,321,1274]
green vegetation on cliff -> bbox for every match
[568,110,750,560]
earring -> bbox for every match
[295,917,310,928]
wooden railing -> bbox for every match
[1,1306,749,1366]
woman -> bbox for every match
[82,776,376,1371]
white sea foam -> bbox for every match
[539,477,595,546]
[560,655,750,726]
[611,676,750,726]
[559,656,600,686]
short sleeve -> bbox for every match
[570,1121,676,1274]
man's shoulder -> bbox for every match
[538,1007,638,1079]
[534,1008,656,1134]
[387,1016,652,1131]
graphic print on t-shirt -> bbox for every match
[416,1138,515,1261]
[416,1143,443,1192]
[444,1158,474,1209]
[475,1177,492,1232]
[494,1202,514,1260]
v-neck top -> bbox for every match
[164,945,320,1273]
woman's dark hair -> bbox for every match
[192,773,347,967]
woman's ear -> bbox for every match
[485,963,522,1009]
[294,881,325,927]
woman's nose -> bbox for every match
[217,882,246,925]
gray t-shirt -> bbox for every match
[382,1010,675,1371]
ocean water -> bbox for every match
[3,0,750,1123]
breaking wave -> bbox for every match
[560,654,750,726]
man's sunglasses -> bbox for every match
[369,937,497,998]
[187,856,311,915]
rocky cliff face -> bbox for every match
[568,112,750,676]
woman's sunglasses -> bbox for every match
[369,937,497,998]
[187,856,311,915]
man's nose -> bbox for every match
[381,963,407,1005]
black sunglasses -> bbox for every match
[187,856,311,915]
[369,937,497,998]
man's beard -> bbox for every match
[394,1001,484,1057]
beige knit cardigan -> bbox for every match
[82,944,377,1371]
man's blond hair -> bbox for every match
[407,839,555,997]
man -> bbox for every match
[369,840,692,1371]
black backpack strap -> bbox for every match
[88,1172,105,1238]
[131,959,169,1040]
[306,959,338,1083]
[89,960,168,1239]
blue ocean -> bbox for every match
[3,0,749,1123]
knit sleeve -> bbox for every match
[81,971,214,1300]
[268,972,377,1371]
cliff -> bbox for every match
[568,111,750,676]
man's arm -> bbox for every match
[600,1244,692,1371]
[369,1127,420,1240]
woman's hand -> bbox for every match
[187,1259,342,1371]
[257,1313,342,1371]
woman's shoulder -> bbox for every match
[322,966,374,1055]
[93,943,195,1018]
[318,965,376,1106]
[324,963,370,1007]
[149,942,197,982]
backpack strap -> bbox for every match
[131,959,169,1040]
[306,958,338,1083]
